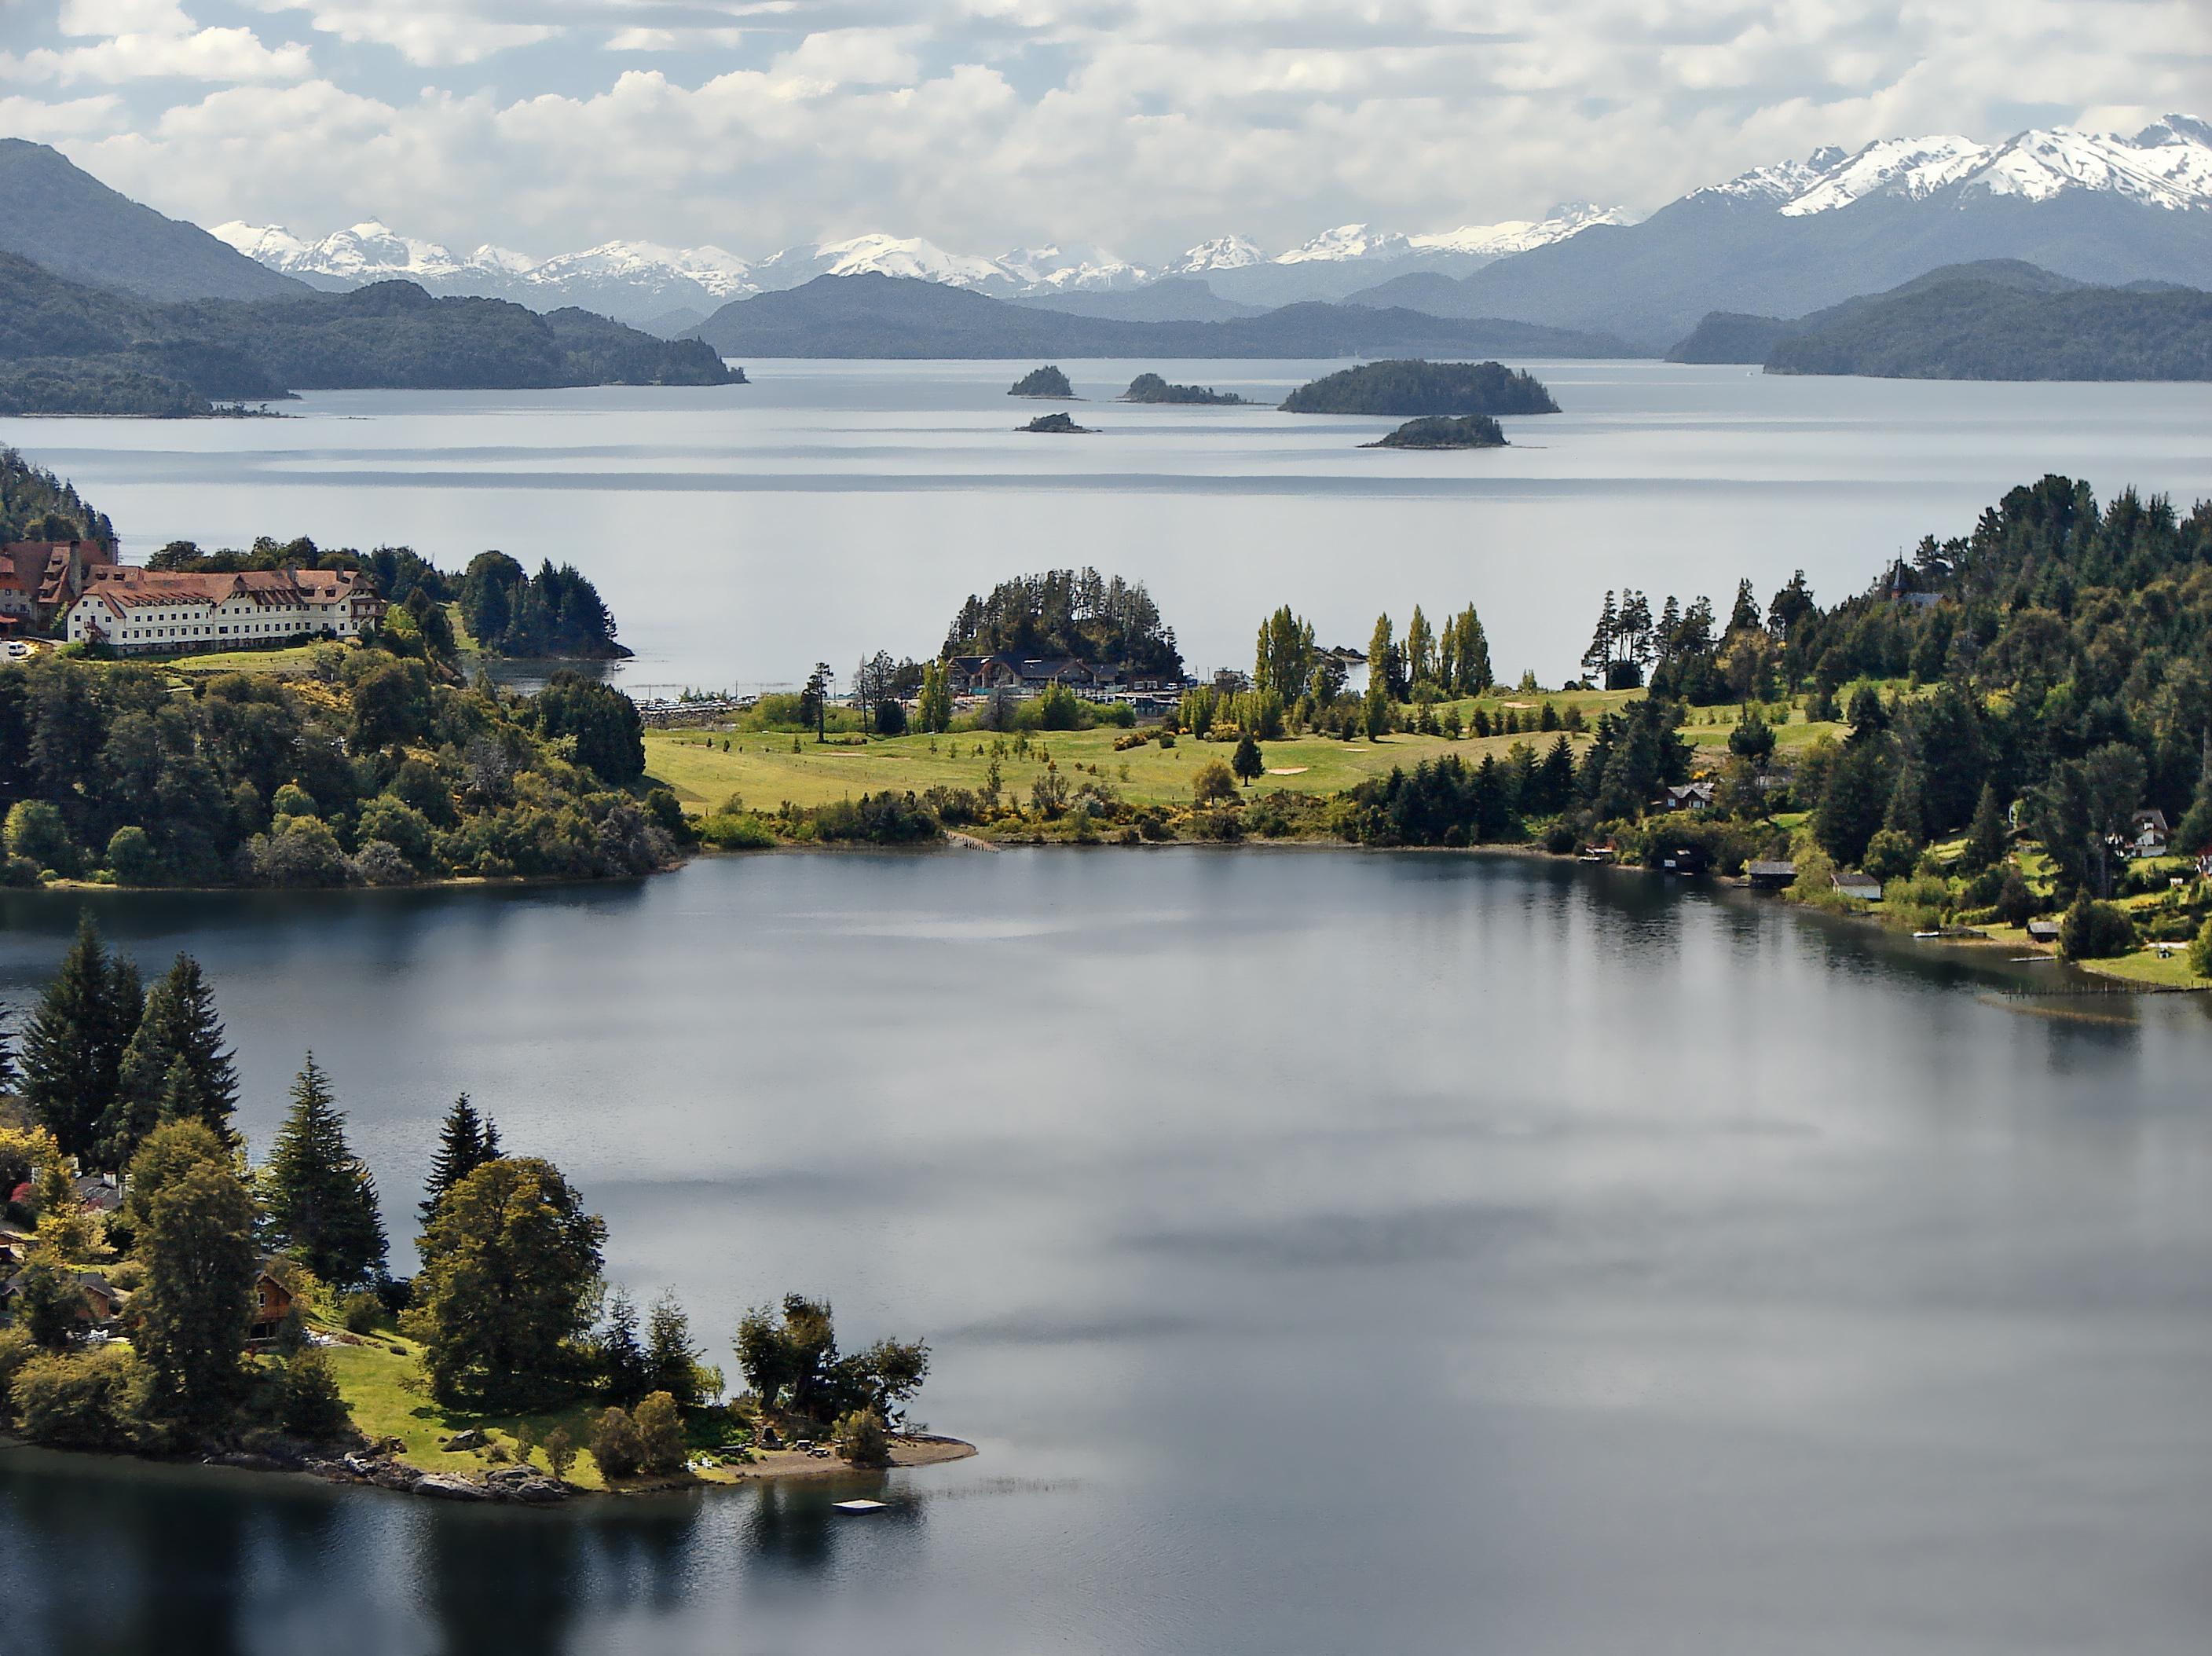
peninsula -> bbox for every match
[0,929,952,1500]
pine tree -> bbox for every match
[262,1054,387,1288]
[419,1094,502,1228]
[101,953,238,1167]
[2176,735,2212,857]
[644,1291,704,1406]
[20,916,141,1166]
[1965,781,2009,870]
[1884,759,1929,845]
[601,1288,649,1405]
[1231,731,1264,786]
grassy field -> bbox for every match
[647,723,1569,814]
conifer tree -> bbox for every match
[645,1291,704,1407]
[101,954,238,1167]
[1884,759,1929,844]
[262,1054,387,1288]
[601,1288,649,1405]
[419,1094,502,1228]
[20,916,142,1164]
[1231,731,1264,786]
[2176,736,2212,858]
[1964,781,2010,870]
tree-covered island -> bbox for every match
[0,922,954,1497]
[1018,412,1093,433]
[1364,415,1507,449]
[1279,359,1560,416]
[1008,365,1075,398]
[1119,373,1248,405]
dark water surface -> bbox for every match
[4,849,2212,1654]
[6,362,2209,691]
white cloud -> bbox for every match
[28,0,2212,258]
[0,26,313,86]
[0,91,125,137]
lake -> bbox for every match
[5,849,2212,1655]
[5,362,2210,694]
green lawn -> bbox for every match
[647,718,1597,815]
[2074,947,2206,989]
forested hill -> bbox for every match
[0,449,114,544]
[943,569,1183,676]
[0,253,740,416]
[692,273,1639,359]
[1669,262,2212,379]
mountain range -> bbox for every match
[208,204,1638,330]
[1342,116,2212,346]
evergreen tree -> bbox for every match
[1884,759,1929,844]
[132,1145,258,1431]
[601,1288,649,1405]
[102,953,238,1167]
[1231,731,1264,786]
[2176,736,2212,857]
[261,1054,387,1288]
[1964,781,2009,870]
[419,1094,502,1228]
[644,1291,704,1407]
[1815,741,1896,868]
[20,916,141,1165]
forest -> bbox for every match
[0,449,114,544]
[0,652,672,889]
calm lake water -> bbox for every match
[4,849,2212,1655]
[5,362,2210,692]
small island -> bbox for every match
[1364,414,1507,449]
[1119,373,1248,405]
[1280,359,1560,416]
[1009,365,1075,398]
[1018,412,1094,434]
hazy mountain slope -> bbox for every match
[1011,280,1267,323]
[692,273,1640,359]
[0,140,309,302]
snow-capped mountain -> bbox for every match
[1168,235,1264,274]
[1696,117,2212,218]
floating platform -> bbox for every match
[833,1499,888,1514]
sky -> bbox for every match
[1,0,2207,262]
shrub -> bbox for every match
[0,1327,32,1424]
[339,1291,383,1335]
[1861,828,1920,884]
[635,1390,688,1473]
[2191,916,2212,980]
[544,1425,576,1482]
[589,1405,644,1478]
[4,801,77,878]
[104,825,162,885]
[280,1349,354,1439]
[2058,896,2137,960]
[696,812,778,850]
[10,1347,146,1449]
[833,1406,891,1468]
[1191,760,1239,805]
[350,840,414,886]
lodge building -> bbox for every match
[64,566,383,655]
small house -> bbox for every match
[1653,782,1717,812]
[71,1172,122,1215]
[1833,871,1883,901]
[2128,809,2171,858]
[248,1262,297,1342]
[1746,859,1798,890]
[2026,918,2061,944]
[2,1266,121,1325]
[1660,844,1708,876]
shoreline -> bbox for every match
[0,1430,978,1507]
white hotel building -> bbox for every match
[65,566,383,655]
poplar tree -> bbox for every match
[1452,603,1493,695]
[1404,606,1435,688]
[1363,614,1394,738]
[262,1054,387,1288]
[19,915,141,1164]
[101,953,239,1167]
[419,1094,502,1228]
